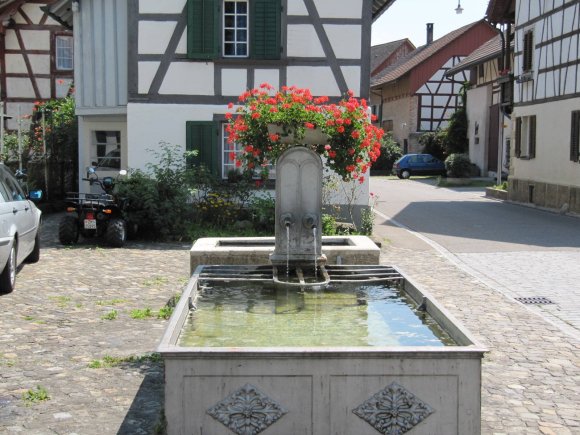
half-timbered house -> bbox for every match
[370,21,498,154]
[445,34,514,178]
[489,0,580,213]
[0,0,73,130]
[45,0,396,222]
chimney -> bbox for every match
[426,23,434,45]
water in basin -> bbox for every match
[178,281,456,347]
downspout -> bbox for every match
[370,88,383,127]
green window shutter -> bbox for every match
[571,111,580,162]
[187,0,219,59]
[529,115,536,159]
[186,121,219,175]
[251,0,281,59]
[515,117,522,158]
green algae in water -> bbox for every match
[178,281,456,347]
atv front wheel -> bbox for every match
[105,218,127,247]
[58,216,79,245]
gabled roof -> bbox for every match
[371,20,494,88]
[445,34,502,76]
[371,39,414,75]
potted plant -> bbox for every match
[225,84,384,183]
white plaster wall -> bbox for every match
[5,54,26,74]
[5,102,34,131]
[287,25,325,57]
[512,97,580,187]
[37,78,51,99]
[159,63,214,95]
[20,30,50,50]
[20,3,45,23]
[324,25,361,59]
[139,22,176,55]
[126,103,227,171]
[466,86,490,173]
[221,69,247,96]
[139,0,186,14]
[341,66,361,96]
[55,78,74,98]
[4,32,20,50]
[254,70,279,90]
[175,29,187,54]
[6,78,35,99]
[138,62,161,94]
[28,54,50,75]
[287,66,340,96]
[314,0,362,19]
[287,0,308,15]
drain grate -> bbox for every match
[515,296,555,305]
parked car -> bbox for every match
[0,164,42,293]
[392,153,447,179]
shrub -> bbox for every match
[248,193,275,231]
[115,143,196,239]
[443,83,469,155]
[322,214,337,235]
[445,153,472,178]
[419,130,446,161]
[371,133,402,173]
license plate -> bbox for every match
[84,219,97,229]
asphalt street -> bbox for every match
[370,176,580,340]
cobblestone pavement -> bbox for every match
[0,213,190,434]
[1,213,579,434]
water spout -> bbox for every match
[313,226,318,279]
[286,223,290,278]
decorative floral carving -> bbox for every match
[206,383,287,435]
[352,382,434,435]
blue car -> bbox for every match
[392,154,447,179]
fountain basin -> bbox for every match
[190,236,380,273]
[158,265,486,435]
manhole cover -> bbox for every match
[515,296,555,305]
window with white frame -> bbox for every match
[222,123,242,178]
[55,35,73,70]
[515,115,536,159]
[92,131,121,169]
[223,0,248,57]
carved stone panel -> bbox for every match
[206,383,288,435]
[352,382,434,434]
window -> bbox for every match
[571,111,580,162]
[187,0,281,60]
[92,131,121,169]
[514,115,536,159]
[222,123,242,177]
[223,0,248,57]
[523,30,534,72]
[55,35,73,70]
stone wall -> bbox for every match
[508,178,580,214]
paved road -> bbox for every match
[370,177,580,339]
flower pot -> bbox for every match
[267,124,329,145]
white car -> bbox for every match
[0,164,42,293]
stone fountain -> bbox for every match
[158,147,486,435]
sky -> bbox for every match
[371,0,491,48]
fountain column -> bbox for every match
[270,147,326,268]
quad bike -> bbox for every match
[58,168,129,247]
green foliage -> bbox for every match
[372,133,402,172]
[443,83,469,155]
[419,130,447,161]
[493,181,508,190]
[22,385,50,405]
[444,153,472,178]
[115,142,196,239]
[322,214,337,235]
[360,207,374,235]
[248,193,275,231]
[88,353,161,369]
[130,308,154,319]
[101,310,118,321]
